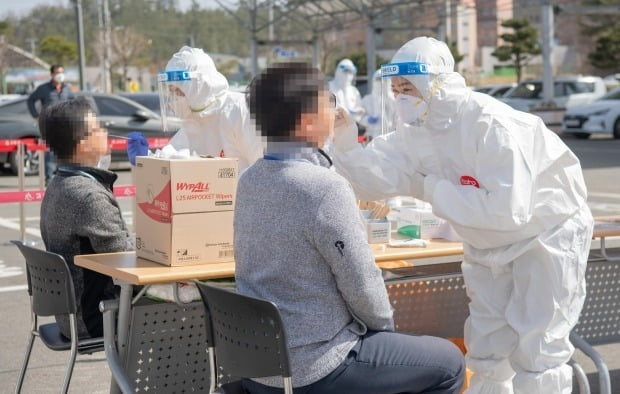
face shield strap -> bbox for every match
[380,62,453,78]
[157,70,200,82]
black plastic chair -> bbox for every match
[12,241,104,394]
[196,282,293,394]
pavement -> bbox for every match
[1,134,620,392]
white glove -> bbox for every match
[332,106,359,151]
[411,171,426,201]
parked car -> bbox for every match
[603,73,620,90]
[473,83,515,98]
[500,76,607,112]
[562,87,620,139]
[0,93,178,175]
[119,92,161,114]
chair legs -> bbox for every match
[60,315,79,394]
[283,377,293,394]
[15,304,38,394]
[14,332,36,394]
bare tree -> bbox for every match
[110,28,149,90]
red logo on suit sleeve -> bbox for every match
[460,175,480,188]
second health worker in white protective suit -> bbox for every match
[330,37,593,394]
[150,46,263,172]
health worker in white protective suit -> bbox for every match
[328,59,364,123]
[359,69,395,140]
[329,37,594,394]
[128,46,263,172]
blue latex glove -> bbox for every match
[368,116,379,125]
[126,131,149,166]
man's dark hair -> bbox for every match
[248,62,325,141]
[50,64,63,74]
[40,97,95,161]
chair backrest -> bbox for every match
[385,274,469,338]
[124,299,215,392]
[12,240,77,317]
[196,282,292,379]
[573,259,620,346]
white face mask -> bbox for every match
[97,154,111,170]
[395,94,428,127]
[53,73,65,84]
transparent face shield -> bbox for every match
[157,70,200,133]
[381,62,431,133]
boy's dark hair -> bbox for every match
[40,97,95,161]
[248,62,325,141]
[50,64,63,74]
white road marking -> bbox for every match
[0,218,41,238]
[588,201,620,213]
[0,284,28,293]
[0,260,23,279]
[589,192,620,200]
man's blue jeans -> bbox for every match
[45,151,56,185]
[242,331,465,394]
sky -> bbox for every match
[0,0,220,18]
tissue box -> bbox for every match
[366,218,391,244]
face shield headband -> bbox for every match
[380,62,452,130]
[158,70,204,132]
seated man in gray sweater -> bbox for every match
[235,62,465,393]
[39,98,133,339]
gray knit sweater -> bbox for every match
[234,154,394,388]
[40,166,133,338]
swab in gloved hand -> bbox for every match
[126,131,149,165]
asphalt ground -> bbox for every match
[1,134,619,393]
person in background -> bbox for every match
[127,46,263,173]
[235,62,465,394]
[328,58,365,125]
[329,36,593,394]
[27,64,75,185]
[360,69,395,140]
[39,97,132,339]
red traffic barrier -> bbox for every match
[0,139,47,153]
[0,185,136,204]
[0,137,170,153]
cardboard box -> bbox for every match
[135,210,234,266]
[135,156,238,215]
[135,156,238,266]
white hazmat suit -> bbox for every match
[162,46,263,172]
[330,37,593,394]
[360,69,395,140]
[328,59,364,123]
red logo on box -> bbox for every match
[138,181,171,220]
[460,175,480,188]
[176,182,210,193]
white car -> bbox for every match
[562,87,620,139]
[500,76,607,112]
[473,83,515,98]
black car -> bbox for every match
[119,92,162,115]
[0,93,178,175]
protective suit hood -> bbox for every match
[391,37,469,131]
[165,46,229,115]
[333,58,357,88]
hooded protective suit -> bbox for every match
[163,46,263,172]
[330,37,593,394]
[328,59,364,122]
[360,69,395,139]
